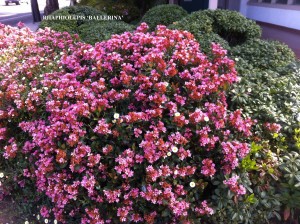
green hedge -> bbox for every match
[170,9,261,46]
[39,6,106,34]
[231,39,296,71]
[140,4,188,31]
[78,21,135,44]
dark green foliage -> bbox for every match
[140,4,188,31]
[78,21,135,44]
[169,11,214,34]
[170,9,261,46]
[79,0,140,23]
[39,6,136,45]
[231,39,296,71]
[39,6,106,34]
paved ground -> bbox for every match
[0,0,70,31]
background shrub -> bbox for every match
[78,21,135,44]
[170,9,261,46]
[228,63,300,133]
[231,39,296,71]
[140,4,188,31]
[39,6,106,33]
[39,6,136,45]
[79,0,140,23]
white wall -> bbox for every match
[239,0,300,30]
[209,0,218,9]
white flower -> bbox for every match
[37,215,40,220]
[54,220,58,224]
[189,181,196,188]
[113,113,120,119]
[235,57,239,62]
[174,112,180,117]
[24,221,29,224]
[45,219,49,224]
[167,152,172,157]
[247,88,252,93]
[171,146,178,153]
[174,170,178,175]
[0,173,4,178]
[112,119,116,124]
[204,116,209,122]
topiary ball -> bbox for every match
[78,21,135,44]
[140,4,188,31]
[170,9,261,46]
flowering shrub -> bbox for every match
[0,23,258,223]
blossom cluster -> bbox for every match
[0,23,256,223]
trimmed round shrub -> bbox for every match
[79,0,140,23]
[39,6,106,34]
[170,9,261,46]
[231,39,296,71]
[0,23,258,223]
[78,21,135,44]
[140,4,188,31]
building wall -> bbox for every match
[240,0,300,30]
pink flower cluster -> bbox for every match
[0,23,256,223]
[264,122,282,133]
[223,175,246,196]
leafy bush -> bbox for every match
[39,6,106,33]
[79,0,140,23]
[78,21,135,44]
[231,39,296,71]
[0,23,259,223]
[140,4,188,31]
[170,9,261,46]
[39,6,136,45]
[228,63,300,134]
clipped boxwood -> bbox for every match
[231,39,296,71]
[170,9,261,46]
[78,21,135,44]
[140,4,188,31]
[39,6,106,34]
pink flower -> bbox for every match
[224,175,246,196]
[201,159,216,177]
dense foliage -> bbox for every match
[78,21,135,44]
[39,6,106,34]
[39,6,136,45]
[0,23,260,223]
[231,39,296,71]
[79,0,140,23]
[140,4,188,31]
[170,9,261,47]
